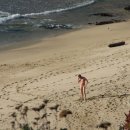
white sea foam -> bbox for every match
[0,14,21,24]
[0,0,95,24]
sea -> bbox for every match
[0,0,130,49]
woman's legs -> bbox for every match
[83,86,86,100]
[80,85,84,100]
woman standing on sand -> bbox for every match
[78,74,88,101]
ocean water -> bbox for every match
[0,0,96,48]
[0,0,130,49]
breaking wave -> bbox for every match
[0,0,95,24]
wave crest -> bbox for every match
[0,0,95,24]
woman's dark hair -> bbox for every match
[78,74,82,78]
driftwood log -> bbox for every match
[108,41,125,47]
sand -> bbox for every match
[0,20,130,130]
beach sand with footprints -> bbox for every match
[0,20,130,130]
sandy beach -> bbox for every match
[0,20,130,130]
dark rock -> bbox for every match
[34,117,40,121]
[43,99,49,104]
[108,41,125,47]
[96,19,125,25]
[124,6,130,10]
[88,22,93,25]
[32,121,38,125]
[97,121,111,130]
[49,104,59,111]
[32,104,45,112]
[96,21,114,25]
[32,107,40,112]
[41,113,47,119]
[15,104,23,110]
[59,109,72,118]
[92,13,113,17]
[38,104,45,110]
[22,106,29,115]
[44,24,55,29]
[10,112,17,118]
[40,23,73,30]
[60,128,68,130]
[47,121,50,124]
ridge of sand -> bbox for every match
[0,21,130,130]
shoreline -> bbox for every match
[0,24,92,52]
[0,18,126,52]
[1,0,130,52]
[0,19,130,130]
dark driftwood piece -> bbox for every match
[108,41,125,47]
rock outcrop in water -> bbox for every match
[88,19,125,25]
[95,19,125,25]
[39,23,73,29]
[91,13,113,17]
[124,6,130,10]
